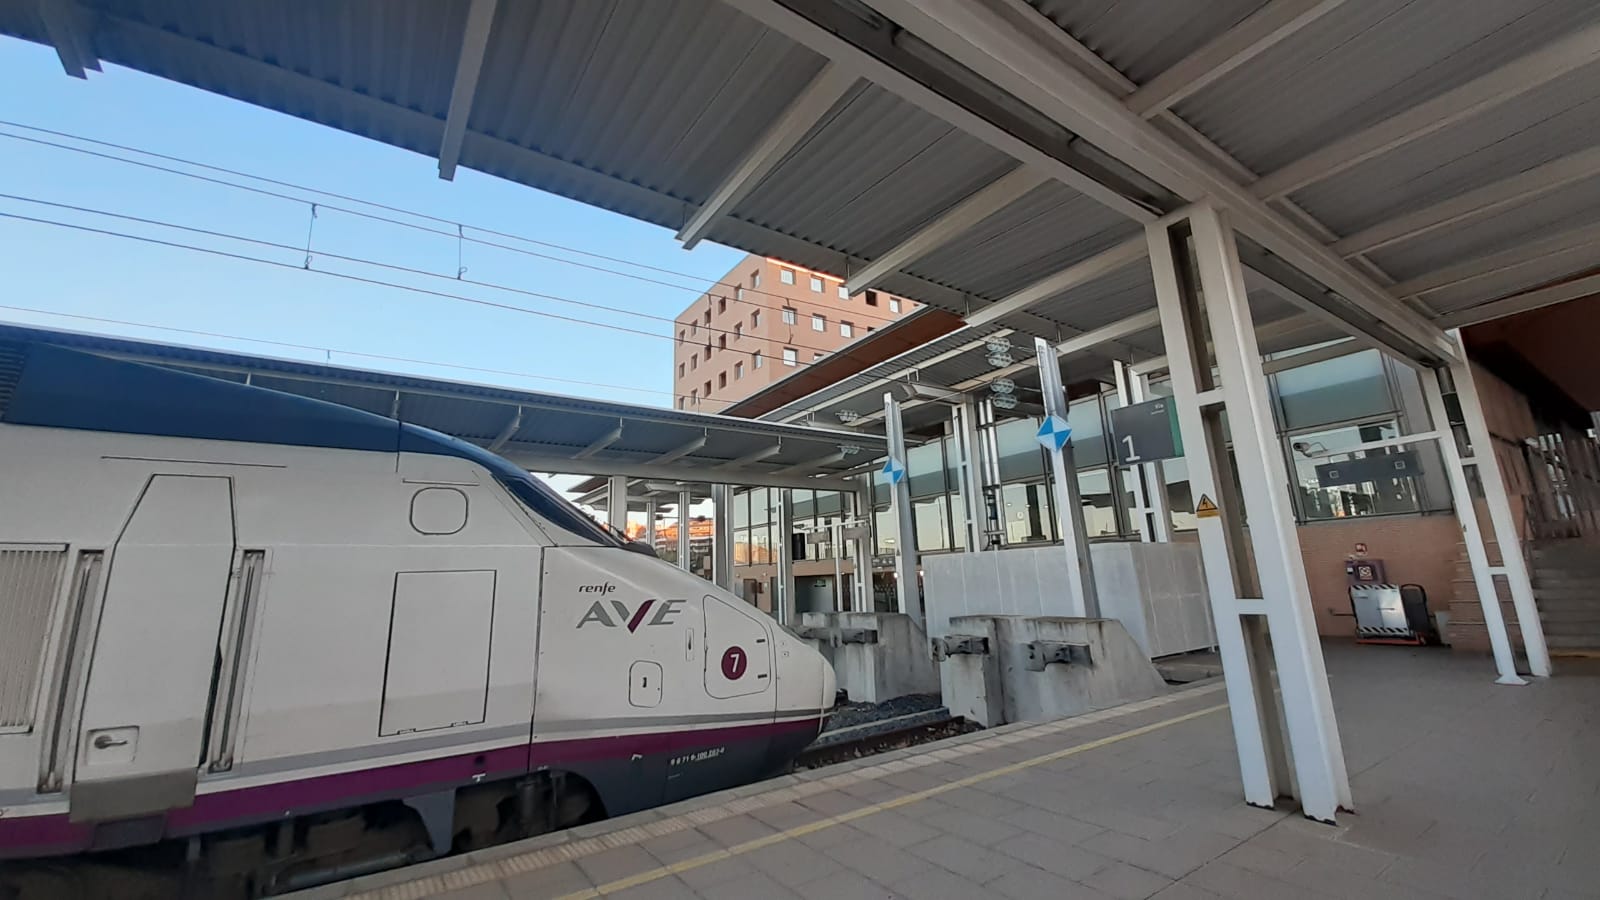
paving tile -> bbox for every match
[890,867,989,900]
[427,880,510,900]
[822,832,930,885]
[907,833,1017,883]
[693,870,804,900]
[672,854,756,892]
[919,807,1022,846]
[748,800,828,831]
[1000,806,1106,844]
[798,788,871,817]
[1182,860,1327,900]
[640,828,721,866]
[599,874,700,900]
[935,786,1026,818]
[572,844,658,887]
[992,832,1115,880]
[744,838,845,886]
[987,866,1117,900]
[797,869,907,900]
[1079,861,1174,900]
[1216,841,1302,877]
[1148,883,1226,900]
[498,861,593,900]
[696,814,779,849]
[847,810,946,848]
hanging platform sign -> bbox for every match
[1110,398,1183,465]
[1315,451,1421,488]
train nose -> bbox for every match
[821,657,837,712]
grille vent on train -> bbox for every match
[0,545,68,730]
[0,339,26,420]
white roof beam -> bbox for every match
[1438,272,1600,330]
[844,166,1049,293]
[715,443,783,471]
[1261,338,1363,376]
[964,237,1145,329]
[779,328,1011,422]
[1393,220,1600,299]
[860,0,1456,364]
[1332,145,1600,258]
[776,451,846,475]
[486,405,523,452]
[1126,0,1345,117]
[1254,23,1600,199]
[36,0,100,78]
[677,62,858,249]
[573,422,624,460]
[651,434,709,466]
[499,449,850,492]
[437,0,498,181]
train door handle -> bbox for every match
[93,734,129,749]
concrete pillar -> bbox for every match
[645,500,658,551]
[954,397,987,552]
[606,474,628,534]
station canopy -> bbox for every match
[0,323,885,490]
[5,0,1600,429]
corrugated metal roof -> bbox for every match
[905,181,1141,304]
[731,83,1017,264]
[1028,259,1152,331]
[1289,63,1600,235]
[1026,0,1268,84]
[1368,172,1600,281]
[1176,0,1600,174]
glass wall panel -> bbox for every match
[948,490,968,551]
[816,490,844,517]
[732,491,750,529]
[996,417,1047,482]
[1078,468,1119,536]
[1068,396,1108,469]
[907,441,947,499]
[1001,481,1052,545]
[873,505,900,557]
[914,496,951,552]
[1275,350,1390,430]
[792,489,816,521]
[1290,420,1428,519]
[749,523,772,565]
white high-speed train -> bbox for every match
[0,343,834,895]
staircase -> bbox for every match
[1530,538,1600,653]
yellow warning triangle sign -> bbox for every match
[1196,494,1220,518]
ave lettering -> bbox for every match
[576,598,686,632]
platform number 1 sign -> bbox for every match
[1110,399,1183,466]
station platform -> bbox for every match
[292,645,1600,900]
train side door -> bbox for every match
[71,475,236,822]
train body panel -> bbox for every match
[0,346,834,865]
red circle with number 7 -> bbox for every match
[720,646,747,680]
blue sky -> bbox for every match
[0,38,746,416]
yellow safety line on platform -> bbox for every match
[557,701,1230,899]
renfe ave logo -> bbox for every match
[577,598,686,631]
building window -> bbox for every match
[677,397,685,410]
[780,268,796,285]
[751,310,761,328]
[718,335,727,351]
[690,354,697,370]
[735,361,744,380]
[703,380,711,396]
[678,329,685,343]
[782,347,797,367]
[889,297,901,313]
[813,352,825,361]
[690,389,698,405]
[735,286,745,302]
[718,372,728,389]
[690,320,698,334]
[734,323,743,340]
[751,270,761,288]
[703,309,711,325]
[678,362,685,378]
[864,290,879,307]
[838,284,849,300]
[809,275,823,293]
[782,307,797,325]
[840,321,853,338]
[754,351,763,369]
[718,297,726,314]
[812,314,825,332]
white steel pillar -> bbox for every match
[1421,374,1526,684]
[1035,337,1098,617]
[676,489,693,572]
[883,393,922,627]
[1114,360,1174,542]
[1147,203,1351,822]
[645,500,658,552]
[954,396,988,552]
[1444,335,1552,677]
[711,484,735,591]
[775,488,796,626]
[606,474,629,534]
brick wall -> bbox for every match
[1294,515,1462,638]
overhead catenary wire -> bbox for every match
[0,208,843,408]
[0,193,895,388]
[0,123,909,327]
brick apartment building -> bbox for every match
[672,254,917,413]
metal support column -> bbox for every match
[1147,203,1351,823]
[883,393,922,627]
[1115,360,1174,542]
[954,396,987,552]
[606,475,628,534]
[1035,338,1098,617]
[711,484,734,592]
[676,489,693,572]
[1421,373,1526,684]
[645,500,658,551]
[853,477,875,612]
[1444,336,1551,677]
[775,488,795,626]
